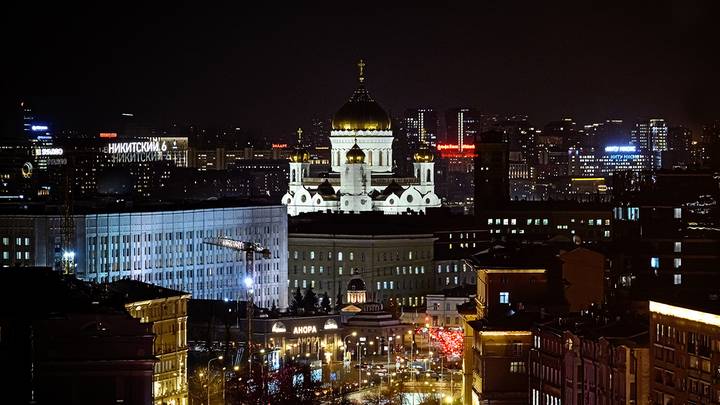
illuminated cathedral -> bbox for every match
[282,60,441,216]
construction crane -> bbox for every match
[60,160,75,274]
[203,236,271,376]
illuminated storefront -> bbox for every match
[252,315,344,363]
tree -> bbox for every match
[320,292,331,313]
[335,288,344,310]
[303,287,318,313]
[289,287,303,314]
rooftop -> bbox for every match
[108,279,189,303]
[0,197,281,216]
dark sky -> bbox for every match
[3,1,719,140]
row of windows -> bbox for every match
[291,278,430,291]
[488,218,610,226]
[1,237,31,246]
[1,251,31,260]
[292,249,430,262]
[650,257,682,269]
[292,265,427,276]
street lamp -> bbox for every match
[207,355,223,405]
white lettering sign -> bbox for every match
[33,147,64,156]
[106,139,167,163]
[293,325,318,334]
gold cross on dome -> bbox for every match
[297,127,303,143]
[357,59,366,82]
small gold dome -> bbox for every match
[413,146,434,163]
[290,148,310,163]
[346,143,366,164]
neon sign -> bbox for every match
[272,143,288,149]
[31,125,49,131]
[604,146,636,153]
[293,325,318,334]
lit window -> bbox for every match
[503,218,509,225]
[542,219,549,225]
[673,274,682,285]
[674,242,681,253]
[337,252,343,261]
[674,258,682,268]
[651,257,659,268]
[499,292,510,304]
[338,266,343,275]
[310,251,315,260]
[511,218,517,225]
[349,252,354,261]
[674,208,682,219]
[487,219,493,225]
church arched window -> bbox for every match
[367,150,373,166]
[426,169,431,182]
[379,151,383,166]
[291,169,296,182]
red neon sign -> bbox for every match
[272,143,288,149]
[436,144,475,151]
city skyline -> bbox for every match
[3,2,720,138]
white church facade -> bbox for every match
[282,60,441,216]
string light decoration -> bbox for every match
[415,326,465,358]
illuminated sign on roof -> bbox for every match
[604,145,636,153]
[31,125,49,131]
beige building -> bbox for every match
[111,280,190,405]
[289,227,436,308]
[650,298,720,405]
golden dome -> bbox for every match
[346,142,366,164]
[290,148,310,163]
[331,60,391,131]
[413,145,434,163]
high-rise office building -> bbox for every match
[445,108,493,152]
[568,145,654,177]
[474,130,509,213]
[403,108,439,148]
[700,121,720,170]
[631,119,668,168]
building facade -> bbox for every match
[0,203,288,307]
[289,231,436,308]
[649,299,720,405]
[114,280,191,405]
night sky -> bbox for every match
[3,1,719,139]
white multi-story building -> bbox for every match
[282,60,441,216]
[0,203,288,308]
